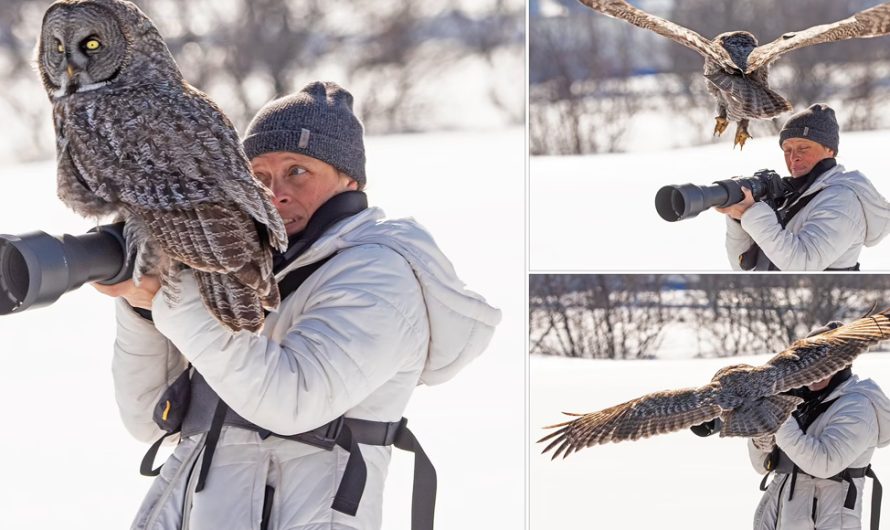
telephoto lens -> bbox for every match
[655,181,744,222]
[655,170,788,222]
[0,222,132,315]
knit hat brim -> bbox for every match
[243,128,366,185]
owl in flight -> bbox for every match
[540,308,890,459]
[38,0,287,332]
[578,0,890,148]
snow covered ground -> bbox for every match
[0,128,524,529]
[530,129,890,271]
[531,354,890,530]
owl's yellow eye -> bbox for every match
[56,42,64,53]
[85,39,101,51]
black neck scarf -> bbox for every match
[783,157,837,204]
[272,191,369,274]
[793,366,853,429]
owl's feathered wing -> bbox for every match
[58,83,287,332]
[766,310,890,394]
[745,2,890,73]
[540,308,890,458]
[576,0,739,72]
[539,385,723,459]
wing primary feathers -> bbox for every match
[541,309,890,458]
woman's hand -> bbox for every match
[715,186,755,220]
[92,276,161,310]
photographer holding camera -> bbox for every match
[693,322,890,530]
[717,104,890,271]
[747,356,890,530]
[92,81,500,530]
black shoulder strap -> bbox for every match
[276,254,336,302]
[799,398,838,432]
[779,188,825,229]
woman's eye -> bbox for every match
[289,166,307,177]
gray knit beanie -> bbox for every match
[243,81,366,187]
[778,103,839,154]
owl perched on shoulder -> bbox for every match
[37,0,287,332]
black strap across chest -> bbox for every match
[739,186,860,271]
[777,188,824,229]
[140,252,437,530]
[758,397,882,530]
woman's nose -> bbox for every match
[269,179,290,204]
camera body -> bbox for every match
[655,169,794,222]
[0,222,132,315]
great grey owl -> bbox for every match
[578,0,890,148]
[540,308,890,459]
[37,0,287,332]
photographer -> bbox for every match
[748,357,890,530]
[93,81,500,530]
[717,104,890,271]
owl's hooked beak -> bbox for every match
[66,64,75,79]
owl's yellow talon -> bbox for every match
[714,117,729,136]
[734,128,752,149]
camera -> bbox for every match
[0,222,132,315]
[655,169,793,222]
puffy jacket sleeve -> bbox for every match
[774,396,879,478]
[151,245,428,435]
[111,298,189,443]
[739,186,864,271]
[724,216,754,270]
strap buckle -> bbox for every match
[293,416,345,450]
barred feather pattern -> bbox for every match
[40,0,287,333]
[576,0,890,137]
[540,309,890,459]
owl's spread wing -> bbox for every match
[539,385,722,459]
[64,85,286,277]
[766,309,890,394]
[577,0,739,72]
[745,2,890,73]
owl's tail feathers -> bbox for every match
[705,72,792,119]
[192,269,266,333]
[720,394,804,438]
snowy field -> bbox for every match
[530,129,890,271]
[531,354,890,530]
[0,128,524,529]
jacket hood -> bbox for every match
[827,375,890,448]
[807,164,890,247]
[275,207,501,385]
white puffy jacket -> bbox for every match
[725,164,890,270]
[748,376,890,530]
[111,206,501,530]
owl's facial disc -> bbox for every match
[40,4,127,98]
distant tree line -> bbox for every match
[529,274,890,358]
[530,0,890,155]
[0,0,523,160]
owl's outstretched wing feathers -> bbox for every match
[540,308,890,457]
[577,0,739,72]
[539,385,722,459]
[767,310,890,394]
[745,2,890,73]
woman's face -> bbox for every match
[782,138,835,178]
[251,151,357,235]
